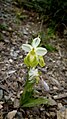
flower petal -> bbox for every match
[21,44,32,52]
[36,47,47,56]
[29,68,39,77]
[32,37,40,48]
[38,56,45,67]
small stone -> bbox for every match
[45,112,50,117]
[0,89,3,100]
[7,110,17,119]
[11,97,14,102]
[53,93,67,100]
[23,29,28,35]
[50,77,60,87]
[49,98,57,106]
[8,27,12,31]
[53,86,58,90]
[57,108,67,119]
[0,101,4,105]
[4,96,9,100]
[50,112,55,117]
[65,71,67,76]
[0,110,3,119]
[58,103,63,109]
[2,31,6,34]
[14,99,19,108]
[19,55,23,58]
[40,107,45,111]
[0,104,3,109]
[9,59,13,63]
[7,70,16,75]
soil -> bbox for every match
[0,0,67,119]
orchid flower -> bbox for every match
[21,37,47,67]
[21,37,47,56]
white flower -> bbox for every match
[28,68,39,80]
[21,37,47,56]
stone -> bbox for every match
[50,112,55,117]
[0,104,3,109]
[49,97,57,106]
[0,89,3,100]
[7,110,17,119]
[14,99,19,108]
[53,93,67,100]
[53,86,58,90]
[58,103,63,109]
[57,108,67,119]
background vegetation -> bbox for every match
[15,0,67,35]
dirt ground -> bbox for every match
[0,0,67,119]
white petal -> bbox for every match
[32,37,40,48]
[29,68,38,77]
[21,44,32,52]
[36,47,47,56]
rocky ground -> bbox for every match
[0,0,67,119]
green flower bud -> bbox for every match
[24,49,38,68]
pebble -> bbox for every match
[58,103,63,109]
[65,71,67,76]
[8,27,12,31]
[53,86,58,90]
[14,99,19,108]
[9,59,13,63]
[50,77,60,87]
[49,112,55,117]
[0,104,3,109]
[7,70,16,74]
[0,89,3,100]
[53,93,67,100]
[45,112,50,117]
[23,29,28,35]
[2,31,6,34]
[49,97,57,106]
[40,107,45,111]
[7,110,17,119]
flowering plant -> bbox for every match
[22,37,47,67]
[20,37,49,107]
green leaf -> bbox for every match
[32,37,40,48]
[45,44,57,52]
[20,80,35,106]
[0,23,8,31]
[25,79,35,91]
[38,56,45,67]
[36,47,47,56]
[22,97,48,107]
[21,44,32,52]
